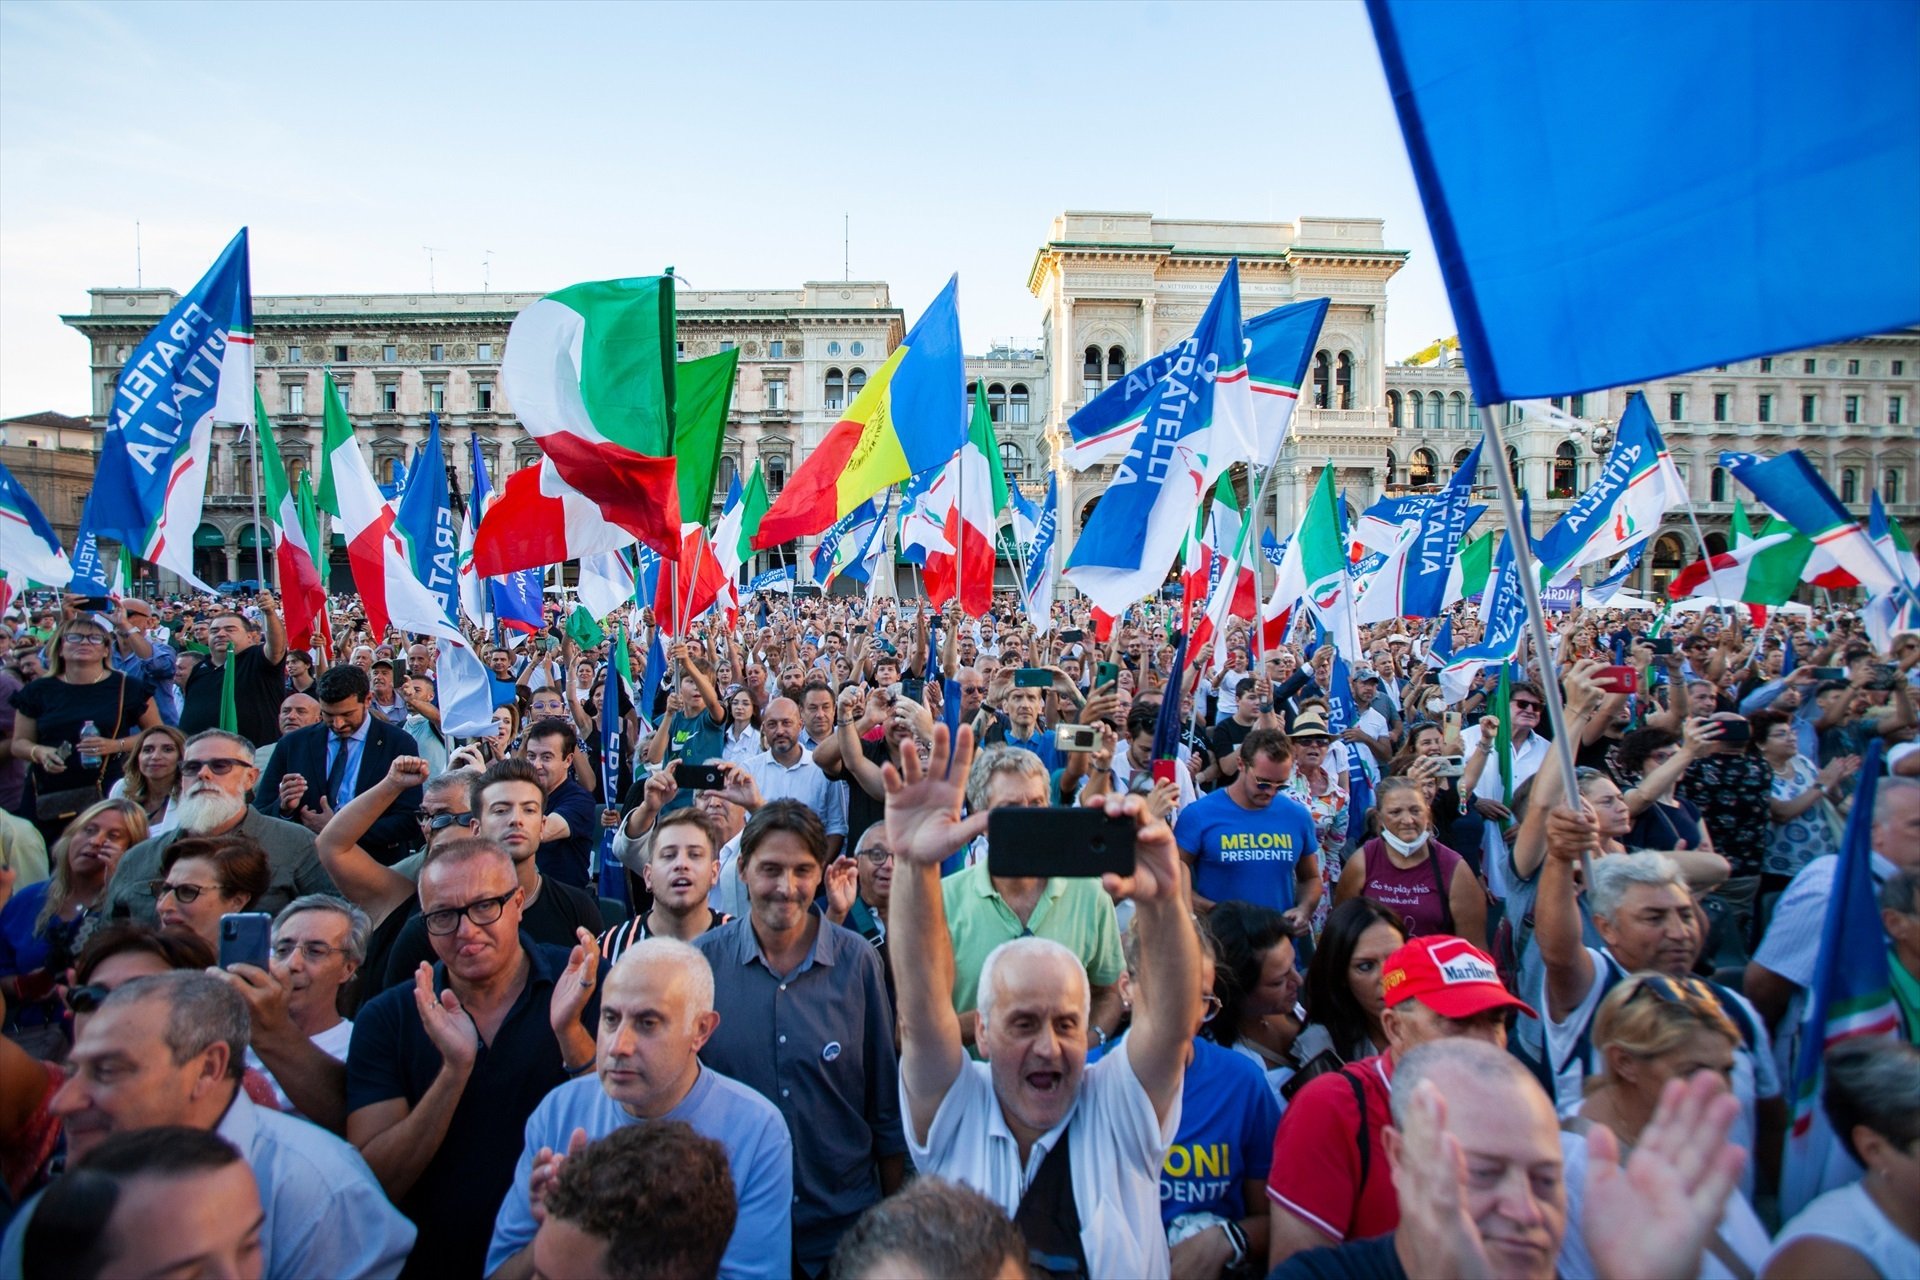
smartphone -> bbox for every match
[1864,663,1901,691]
[900,676,926,704]
[1060,628,1086,643]
[1594,665,1639,695]
[1443,710,1463,740]
[1648,637,1675,656]
[987,807,1137,879]
[1434,754,1467,779]
[1094,661,1121,690]
[1807,666,1848,681]
[1714,719,1753,746]
[673,762,728,791]
[75,595,112,611]
[1053,724,1100,753]
[218,912,273,972]
[1014,668,1052,689]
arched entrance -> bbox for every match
[1649,532,1688,596]
[328,532,353,593]
[192,523,226,587]
[235,524,271,586]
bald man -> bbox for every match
[254,693,323,772]
[745,698,845,858]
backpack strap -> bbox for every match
[1342,1068,1372,1195]
[1014,1121,1089,1279]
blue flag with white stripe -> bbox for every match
[395,415,460,626]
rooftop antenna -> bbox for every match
[482,249,495,293]
[135,220,142,287]
[423,245,445,293]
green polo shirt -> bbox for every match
[941,859,1124,1018]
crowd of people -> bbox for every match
[1,581,1917,1280]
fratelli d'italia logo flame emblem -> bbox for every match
[1612,509,1638,542]
[1309,575,1345,610]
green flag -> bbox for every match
[218,653,239,734]
[1731,499,1755,547]
[674,347,740,524]
[297,471,327,591]
[565,605,605,650]
[738,460,770,564]
[1492,662,1515,808]
[316,372,353,520]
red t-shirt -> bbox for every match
[1266,1053,1399,1242]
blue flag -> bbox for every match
[395,415,460,626]
[1781,633,1798,677]
[1367,1,1919,401]
[639,631,670,727]
[1401,439,1485,617]
[597,630,635,909]
[1261,528,1289,570]
[1721,450,1902,595]
[1021,473,1061,629]
[1587,542,1647,607]
[68,517,114,596]
[748,566,795,594]
[1437,534,1529,703]
[811,496,881,585]
[88,229,254,589]
[459,433,543,635]
[1151,633,1191,788]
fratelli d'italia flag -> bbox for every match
[755,275,965,548]
[1531,392,1687,587]
[86,228,254,591]
[1721,449,1902,595]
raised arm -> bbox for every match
[257,591,288,664]
[881,724,989,1143]
[1624,718,1716,816]
[1536,800,1600,1022]
[315,757,426,926]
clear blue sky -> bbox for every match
[0,0,1455,419]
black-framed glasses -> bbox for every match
[180,758,252,777]
[858,845,894,864]
[422,892,515,936]
[418,811,477,832]
[272,940,346,963]
[148,879,219,904]
[66,983,112,1014]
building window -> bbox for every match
[1385,448,1398,486]
[1083,346,1103,400]
[1009,383,1030,425]
[825,368,844,412]
[1802,394,1817,423]
[428,382,445,412]
[769,340,784,359]
[1757,393,1773,423]
[1760,357,1773,372]
[1885,470,1903,505]
[1803,358,1816,374]
[475,382,494,411]
[478,342,493,362]
[1407,391,1422,430]
[1453,447,1479,486]
[1444,393,1463,430]
[766,380,787,412]
[430,343,445,361]
[1713,392,1729,422]
[1845,395,1861,424]
[1106,346,1125,383]
[286,457,306,487]
[1569,393,1586,418]
[999,441,1025,478]
[1668,392,1683,421]
[287,344,302,363]
[1892,395,1905,425]
[1506,445,1523,490]
[1336,351,1354,410]
[379,457,401,487]
[987,383,1006,423]
[718,456,738,495]
[1841,469,1860,504]
[1710,467,1728,502]
[1847,358,1860,375]
[1894,360,1905,376]
[383,344,397,362]
[766,456,787,493]
[333,344,348,362]
[1312,351,1331,409]
[1428,395,1443,431]
[1411,448,1437,488]
[380,383,398,412]
[1387,391,1401,430]
[1552,442,1578,494]
[285,384,305,414]
[847,368,867,400]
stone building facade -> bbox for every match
[0,411,96,562]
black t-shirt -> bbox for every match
[1211,717,1255,761]
[11,672,155,798]
[379,876,605,989]
[181,644,289,747]
[822,734,893,849]
[1271,1234,1408,1280]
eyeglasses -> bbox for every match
[1510,700,1544,713]
[418,811,477,832]
[272,940,347,963]
[858,846,894,864]
[1200,993,1223,1023]
[148,879,220,905]
[63,633,109,646]
[422,891,516,936]
[180,758,252,777]
[66,983,112,1014]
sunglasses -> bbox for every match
[1624,972,1720,1010]
[1510,700,1544,713]
[66,983,112,1015]
[418,811,477,832]
[180,758,252,777]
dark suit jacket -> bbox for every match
[254,718,423,864]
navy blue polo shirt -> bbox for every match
[539,776,598,888]
[1002,727,1064,771]
[346,936,600,1280]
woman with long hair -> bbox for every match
[1615,721,1717,854]
[7,614,161,842]
[108,724,185,836]
[723,687,763,763]
[1206,900,1306,1103]
[1337,778,1485,949]
[151,835,270,951]
[1298,898,1407,1066]
[0,798,149,1054]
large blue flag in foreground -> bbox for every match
[1782,741,1897,1217]
[1366,2,1919,401]
[89,229,254,590]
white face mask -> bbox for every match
[1382,827,1430,856]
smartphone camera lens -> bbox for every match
[1089,837,1105,853]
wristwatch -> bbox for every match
[1221,1219,1248,1267]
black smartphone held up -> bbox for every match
[1807,666,1849,682]
[1094,661,1121,689]
[1714,718,1753,746]
[1864,663,1901,691]
[1060,628,1086,643]
[899,676,927,705]
[1648,637,1675,656]
[1014,668,1053,689]
[218,912,273,972]
[674,762,729,791]
[75,595,113,612]
[987,807,1137,880]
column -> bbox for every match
[1140,296,1157,362]
[225,546,240,583]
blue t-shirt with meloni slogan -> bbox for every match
[1174,786,1319,913]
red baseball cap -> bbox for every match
[1381,936,1536,1020]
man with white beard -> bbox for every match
[97,729,339,928]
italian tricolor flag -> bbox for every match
[254,390,328,654]
[1185,473,1258,655]
[922,385,1002,617]
[317,372,419,640]
[1667,532,1797,601]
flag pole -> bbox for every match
[1476,405,1592,884]
[1677,494,1734,611]
[244,421,269,588]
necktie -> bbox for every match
[325,736,351,807]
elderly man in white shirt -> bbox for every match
[880,725,1202,1280]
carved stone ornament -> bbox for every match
[356,345,376,361]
